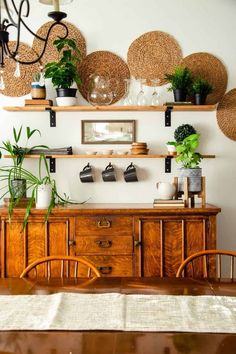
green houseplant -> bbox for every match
[166,124,196,155]
[44,37,82,106]
[191,78,214,105]
[0,155,86,229]
[165,66,193,102]
[172,134,202,192]
[0,126,48,199]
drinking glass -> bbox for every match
[122,78,134,106]
[136,79,147,106]
[150,79,161,105]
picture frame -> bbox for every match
[81,120,136,144]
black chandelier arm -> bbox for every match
[9,0,47,42]
[4,21,69,65]
[3,0,18,27]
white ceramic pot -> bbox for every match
[156,182,176,200]
[56,97,77,106]
[36,184,52,208]
[166,143,177,156]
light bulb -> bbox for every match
[0,70,5,90]
[14,57,21,78]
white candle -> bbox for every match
[53,0,60,11]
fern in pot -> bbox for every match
[44,37,82,106]
[165,66,193,102]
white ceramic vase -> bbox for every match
[36,184,52,209]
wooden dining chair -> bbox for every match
[176,250,236,279]
[20,255,101,279]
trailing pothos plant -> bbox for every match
[0,155,87,229]
[168,134,202,169]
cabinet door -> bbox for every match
[134,216,215,277]
[0,216,75,277]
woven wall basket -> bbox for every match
[182,52,228,104]
[78,51,130,104]
[0,42,40,97]
[217,89,236,141]
[127,31,182,86]
[32,21,86,66]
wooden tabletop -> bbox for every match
[0,277,235,354]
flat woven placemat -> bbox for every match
[32,20,86,66]
[0,42,40,97]
[217,89,236,141]
[78,51,130,104]
[182,52,228,104]
[127,31,182,86]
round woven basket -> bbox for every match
[182,52,228,104]
[32,20,86,66]
[0,42,40,97]
[78,51,130,105]
[217,89,236,141]
[127,31,182,86]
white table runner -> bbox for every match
[0,293,236,333]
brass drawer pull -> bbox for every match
[97,266,112,274]
[97,219,111,228]
[134,240,142,247]
[68,240,76,246]
[96,240,112,248]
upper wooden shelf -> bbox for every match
[3,105,217,112]
[4,154,216,159]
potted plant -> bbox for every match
[165,66,193,102]
[172,133,203,192]
[44,37,82,106]
[166,124,196,155]
[0,126,48,199]
[0,155,86,229]
[191,78,214,105]
[31,68,46,100]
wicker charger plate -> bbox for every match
[127,31,182,86]
[217,89,236,141]
[0,42,40,97]
[78,51,130,105]
[181,52,228,104]
[32,21,86,66]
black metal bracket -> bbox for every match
[46,157,56,173]
[45,108,56,127]
[165,106,173,127]
[165,156,172,173]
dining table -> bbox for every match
[0,277,236,354]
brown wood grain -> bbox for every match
[76,235,133,255]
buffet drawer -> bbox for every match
[79,255,133,277]
[76,235,133,254]
[76,216,133,236]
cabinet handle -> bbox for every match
[68,240,76,246]
[96,240,112,248]
[134,240,141,247]
[97,219,111,228]
[97,266,112,274]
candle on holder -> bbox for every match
[53,0,60,11]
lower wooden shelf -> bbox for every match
[4,154,216,159]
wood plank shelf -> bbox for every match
[4,154,216,159]
[3,104,216,112]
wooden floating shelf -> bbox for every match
[4,154,216,159]
[3,105,217,112]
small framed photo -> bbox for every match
[81,120,136,144]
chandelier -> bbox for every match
[0,0,72,68]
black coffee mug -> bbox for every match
[102,162,116,182]
[79,163,94,183]
[124,162,138,182]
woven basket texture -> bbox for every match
[127,31,183,86]
[217,89,236,141]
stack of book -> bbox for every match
[24,99,53,107]
[28,147,73,155]
[153,199,185,207]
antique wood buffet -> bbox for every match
[0,203,220,278]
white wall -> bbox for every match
[0,0,235,249]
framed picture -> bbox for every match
[81,120,136,144]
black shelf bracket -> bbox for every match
[165,156,172,173]
[165,106,173,127]
[46,157,56,173]
[45,108,56,127]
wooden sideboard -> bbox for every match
[0,203,221,278]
